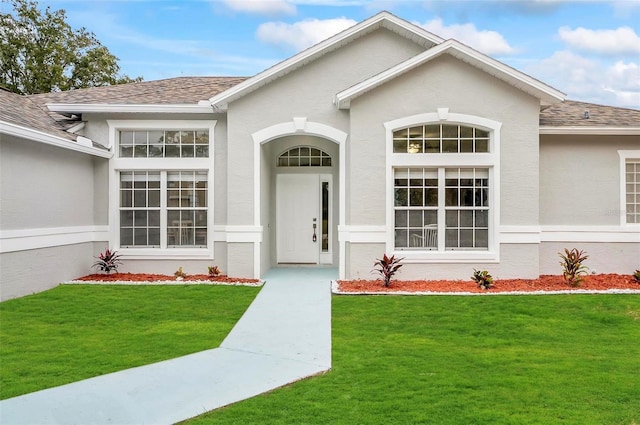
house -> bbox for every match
[1,12,638,300]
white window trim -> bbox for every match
[618,150,640,227]
[108,120,216,259]
[384,110,501,262]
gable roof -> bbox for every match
[208,11,443,111]
[540,100,640,135]
[335,39,565,109]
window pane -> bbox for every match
[475,139,488,152]
[442,125,458,138]
[395,210,407,227]
[120,211,133,226]
[395,229,408,248]
[120,228,133,246]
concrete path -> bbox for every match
[0,267,335,425]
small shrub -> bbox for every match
[372,254,404,287]
[472,269,494,290]
[92,248,122,274]
[208,265,221,277]
[633,269,640,283]
[558,248,589,287]
[174,267,187,279]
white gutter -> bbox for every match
[540,126,640,135]
[46,103,216,114]
[0,120,112,158]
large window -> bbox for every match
[119,130,209,158]
[110,120,216,254]
[119,171,208,248]
[386,113,500,258]
[394,168,489,251]
[393,124,489,154]
[624,158,640,224]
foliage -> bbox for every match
[633,269,640,283]
[558,248,589,287]
[0,0,141,94]
[174,267,187,279]
[208,266,221,277]
[372,254,404,287]
[471,269,494,290]
[91,248,122,274]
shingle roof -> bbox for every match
[28,76,247,105]
[0,88,76,141]
[540,100,640,127]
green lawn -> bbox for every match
[186,295,640,425]
[0,284,260,400]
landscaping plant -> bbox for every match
[92,248,122,274]
[174,267,187,280]
[471,269,494,290]
[633,269,640,283]
[372,254,404,287]
[208,266,221,277]
[558,248,589,286]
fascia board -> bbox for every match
[209,11,444,110]
[335,40,566,109]
[46,103,215,114]
[540,126,640,135]
[0,120,112,158]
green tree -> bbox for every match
[0,0,141,94]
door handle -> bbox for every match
[312,223,317,242]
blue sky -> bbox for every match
[12,0,640,108]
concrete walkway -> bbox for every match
[0,267,335,425]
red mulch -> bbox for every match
[75,273,259,284]
[338,274,640,293]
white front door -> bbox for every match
[277,174,320,263]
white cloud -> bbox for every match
[222,0,297,15]
[416,18,516,55]
[558,26,640,55]
[525,50,640,108]
[256,17,357,51]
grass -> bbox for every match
[185,295,640,425]
[0,284,260,400]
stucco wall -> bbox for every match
[540,134,639,225]
[0,136,107,299]
[0,137,97,229]
[349,54,541,226]
[0,242,99,301]
[226,27,428,226]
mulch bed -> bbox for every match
[337,273,640,294]
[74,273,260,284]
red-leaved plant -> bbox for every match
[372,254,404,287]
[558,248,589,287]
[92,248,122,274]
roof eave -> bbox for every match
[540,126,640,135]
[209,11,443,110]
[335,40,565,110]
[46,103,216,114]
[1,120,113,158]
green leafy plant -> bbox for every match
[558,248,589,287]
[633,270,640,283]
[208,266,221,277]
[92,248,122,274]
[174,267,187,279]
[372,254,404,287]
[472,269,494,290]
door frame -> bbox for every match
[252,118,347,278]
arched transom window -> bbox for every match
[393,124,489,154]
[278,146,332,167]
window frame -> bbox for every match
[108,120,216,259]
[384,111,501,262]
[618,150,640,226]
